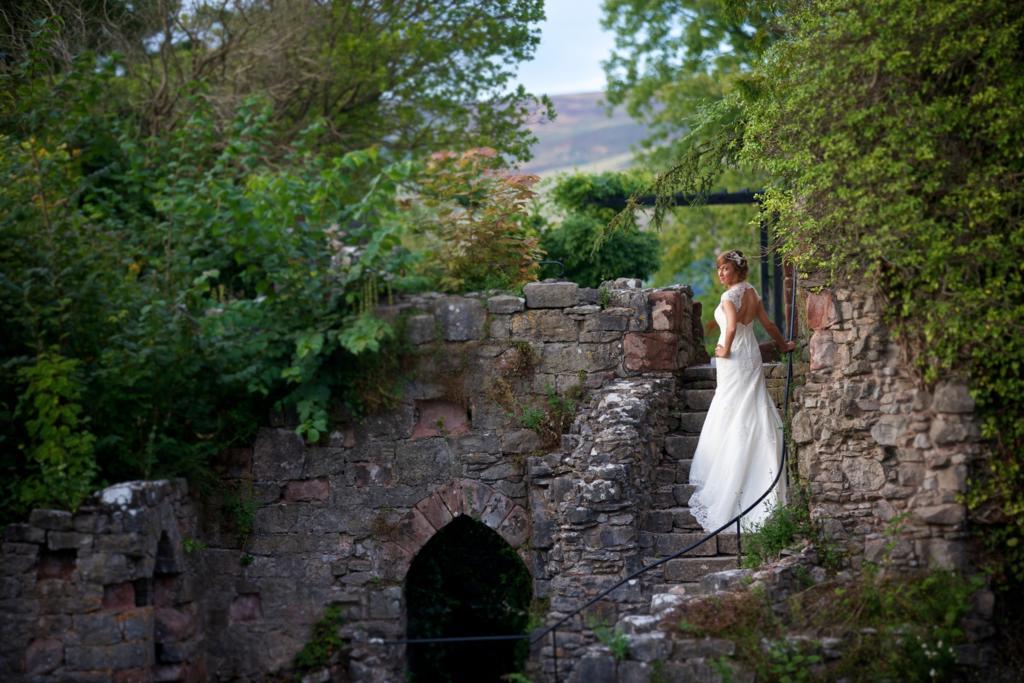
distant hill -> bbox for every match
[517,92,649,177]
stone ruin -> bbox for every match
[0,278,986,682]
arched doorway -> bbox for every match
[405,515,532,682]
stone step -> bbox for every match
[664,556,741,583]
[640,531,718,557]
[681,365,716,382]
[664,434,698,460]
[654,459,692,485]
[676,412,708,434]
[683,389,716,411]
[681,379,717,390]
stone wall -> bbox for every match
[793,282,982,570]
[0,480,201,682]
[1,274,989,682]
[190,279,701,681]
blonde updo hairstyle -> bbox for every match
[716,250,750,280]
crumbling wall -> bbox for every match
[0,480,202,682]
[192,279,699,681]
[793,283,982,570]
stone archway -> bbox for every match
[378,479,530,582]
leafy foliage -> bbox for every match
[414,149,543,293]
[601,0,781,167]
[541,172,660,287]
[0,25,436,521]
[12,350,97,511]
[2,0,554,159]
[293,603,347,675]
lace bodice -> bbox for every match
[720,282,757,313]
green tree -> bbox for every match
[602,0,780,166]
[541,172,660,288]
[2,0,554,160]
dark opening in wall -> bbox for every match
[36,548,76,581]
[405,515,531,683]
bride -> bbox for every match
[688,250,795,532]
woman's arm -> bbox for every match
[716,300,738,357]
[755,298,796,353]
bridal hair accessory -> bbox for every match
[724,250,746,267]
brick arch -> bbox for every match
[379,479,530,581]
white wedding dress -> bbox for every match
[688,282,786,532]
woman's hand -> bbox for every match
[715,345,730,358]
[777,339,797,354]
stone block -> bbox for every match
[406,313,437,345]
[673,637,736,659]
[437,296,486,341]
[806,291,838,330]
[156,607,196,640]
[415,493,453,531]
[676,412,707,434]
[673,484,697,506]
[841,457,886,491]
[487,294,524,314]
[395,508,438,556]
[501,429,541,454]
[393,438,452,487]
[4,523,45,544]
[664,434,699,459]
[929,416,973,446]
[229,594,262,623]
[628,632,671,662]
[25,638,63,674]
[66,642,150,671]
[582,308,632,332]
[649,290,685,332]
[684,389,715,411]
[523,281,578,308]
[412,400,469,439]
[808,331,836,371]
[114,668,149,683]
[673,508,701,530]
[664,556,737,582]
[498,505,530,548]
[652,532,716,557]
[623,331,680,372]
[29,509,72,531]
[72,612,122,646]
[511,309,577,342]
[253,428,306,482]
[573,653,616,683]
[915,504,965,526]
[932,382,974,414]
[682,364,716,382]
[283,479,330,503]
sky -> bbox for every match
[513,0,617,96]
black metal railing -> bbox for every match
[379,271,800,683]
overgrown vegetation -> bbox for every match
[0,6,553,522]
[676,568,981,682]
[738,494,843,573]
[292,603,348,678]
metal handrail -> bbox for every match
[382,270,800,683]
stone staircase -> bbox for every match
[639,364,742,598]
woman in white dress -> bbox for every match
[688,250,796,532]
